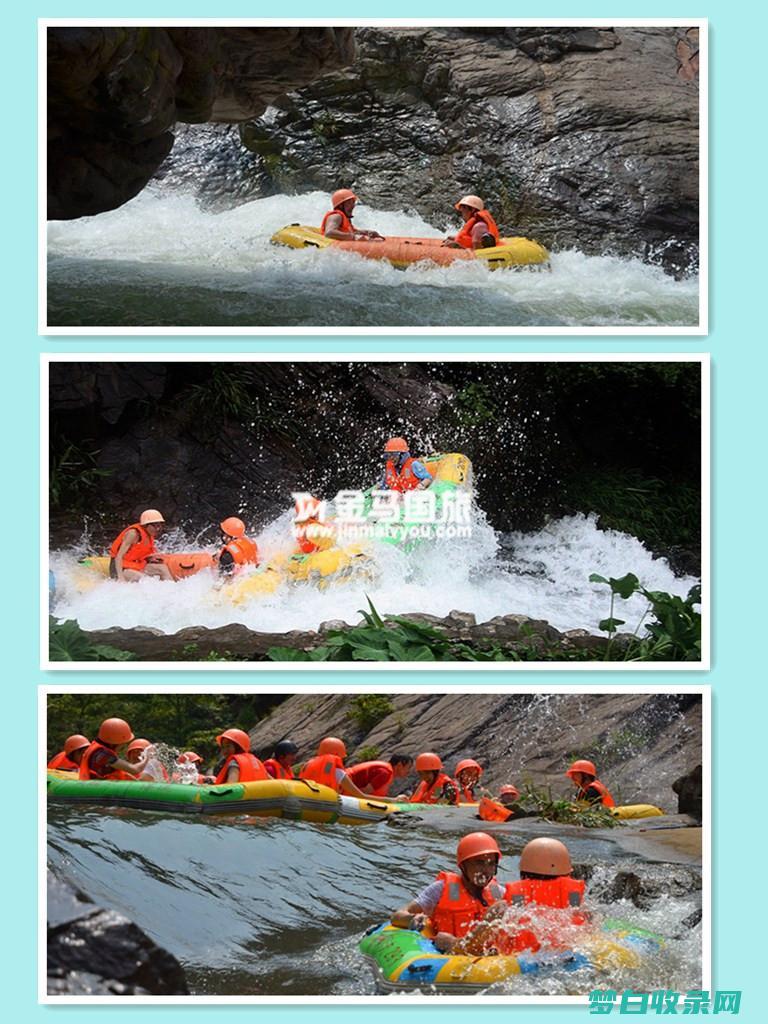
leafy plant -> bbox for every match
[353,745,381,763]
[49,435,112,511]
[268,598,509,662]
[517,781,622,829]
[347,695,395,732]
[49,617,135,662]
[590,573,701,661]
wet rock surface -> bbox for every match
[673,764,702,819]
[47,27,356,219]
[47,871,189,995]
[581,863,702,909]
[226,26,698,273]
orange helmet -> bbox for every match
[139,509,165,526]
[97,718,134,745]
[63,734,90,756]
[126,738,151,755]
[216,728,251,752]
[519,837,572,876]
[456,831,501,866]
[414,752,442,771]
[318,736,347,758]
[220,516,245,538]
[455,194,484,212]
[455,758,483,777]
[499,784,520,800]
[383,437,409,453]
[566,759,597,779]
[178,750,203,764]
[332,188,357,208]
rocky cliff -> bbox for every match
[246,692,701,813]
[47,26,355,219]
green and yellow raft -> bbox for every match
[360,918,664,993]
[46,772,393,827]
[272,225,550,270]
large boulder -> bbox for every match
[47,27,356,219]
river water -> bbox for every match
[49,512,698,638]
[46,190,699,329]
[47,805,700,996]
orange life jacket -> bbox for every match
[496,877,587,952]
[478,796,513,822]
[78,740,133,781]
[577,779,616,808]
[385,456,431,493]
[263,757,295,780]
[214,752,269,785]
[320,209,353,235]
[410,772,459,805]
[299,753,344,791]
[295,518,322,555]
[455,209,500,250]
[109,523,155,571]
[456,780,478,802]
[47,751,78,771]
[220,536,259,567]
[347,760,394,797]
[430,870,506,938]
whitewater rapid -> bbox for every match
[47,190,699,328]
[50,513,698,638]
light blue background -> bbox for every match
[6,1,766,1020]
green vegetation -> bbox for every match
[46,692,288,762]
[49,618,135,662]
[49,433,112,512]
[590,573,701,661]
[517,782,622,828]
[347,694,395,732]
[353,745,381,763]
[566,468,699,550]
[268,599,509,661]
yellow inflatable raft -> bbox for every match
[271,225,550,270]
[47,772,394,826]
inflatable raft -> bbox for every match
[46,773,393,827]
[70,452,472,598]
[360,918,663,993]
[272,225,550,270]
[387,799,665,820]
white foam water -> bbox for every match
[47,190,699,328]
[49,512,698,638]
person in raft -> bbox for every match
[320,188,384,242]
[466,837,587,956]
[443,195,500,250]
[217,516,259,575]
[125,738,169,782]
[454,758,484,802]
[347,753,413,797]
[78,718,153,781]
[565,758,616,808]
[48,734,90,771]
[264,740,300,780]
[213,729,269,784]
[391,832,506,952]
[293,496,334,555]
[109,509,174,582]
[477,784,535,823]
[379,437,433,493]
[173,750,212,784]
[408,752,460,805]
[299,737,369,798]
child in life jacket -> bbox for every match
[391,832,506,952]
[454,758,483,801]
[48,734,90,771]
[565,759,616,807]
[125,739,169,781]
[477,784,536,823]
[408,752,460,805]
[78,718,151,781]
[477,838,587,955]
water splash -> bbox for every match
[49,512,698,637]
[47,190,699,328]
